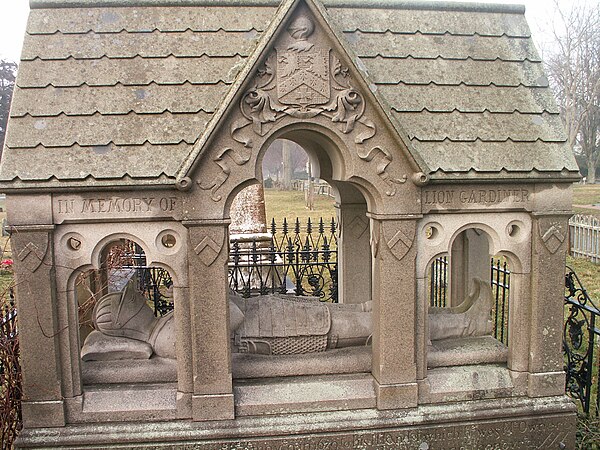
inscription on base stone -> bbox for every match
[422,187,531,211]
[53,195,179,222]
[171,415,573,450]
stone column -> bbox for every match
[336,202,370,305]
[450,229,490,306]
[7,195,65,427]
[370,217,418,410]
[230,184,268,236]
[173,285,193,418]
[185,220,234,421]
[528,212,570,397]
[506,270,531,394]
[229,184,274,292]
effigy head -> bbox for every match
[93,281,157,342]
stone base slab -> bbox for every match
[528,371,567,397]
[16,396,576,449]
[234,373,376,416]
[21,400,65,428]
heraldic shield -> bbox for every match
[382,220,416,261]
[277,47,330,106]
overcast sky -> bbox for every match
[0,0,596,62]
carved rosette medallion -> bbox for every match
[538,218,566,254]
[383,221,415,261]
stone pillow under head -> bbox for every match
[81,330,153,361]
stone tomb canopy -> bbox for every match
[2,0,578,448]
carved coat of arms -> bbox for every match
[276,16,330,107]
[277,48,330,106]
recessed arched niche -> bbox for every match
[76,238,177,389]
[426,227,511,369]
[227,134,375,392]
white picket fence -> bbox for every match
[570,214,600,263]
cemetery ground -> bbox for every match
[573,183,600,219]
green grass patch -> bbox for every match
[264,189,336,226]
[567,256,600,303]
[573,185,600,220]
[573,184,600,206]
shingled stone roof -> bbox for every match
[0,0,579,190]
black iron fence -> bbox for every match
[490,258,510,345]
[229,217,338,302]
[429,256,448,308]
[564,266,600,417]
[127,217,338,315]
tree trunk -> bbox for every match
[587,159,597,184]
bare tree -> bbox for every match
[545,2,600,183]
[0,59,18,156]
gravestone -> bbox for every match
[0,0,579,448]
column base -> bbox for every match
[192,393,234,421]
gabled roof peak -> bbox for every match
[175,0,427,182]
[31,0,525,15]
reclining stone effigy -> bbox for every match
[81,278,493,361]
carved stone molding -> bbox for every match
[370,220,380,259]
[198,15,406,202]
[348,215,369,240]
[232,16,376,147]
[198,147,252,202]
[357,146,407,196]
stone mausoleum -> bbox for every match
[1,0,580,447]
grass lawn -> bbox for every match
[573,184,600,218]
[264,188,336,226]
[567,256,600,303]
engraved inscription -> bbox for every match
[55,196,178,217]
[423,188,530,207]
[186,417,573,449]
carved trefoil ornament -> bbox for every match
[538,219,566,254]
